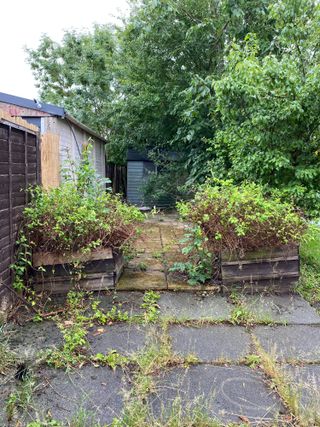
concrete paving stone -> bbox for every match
[167,276,220,291]
[159,292,233,320]
[253,325,320,361]
[163,251,186,266]
[7,321,63,362]
[169,325,251,362]
[243,294,320,325]
[88,323,151,355]
[134,238,163,253]
[141,225,161,239]
[284,364,320,419]
[149,365,284,424]
[117,270,167,290]
[168,282,220,292]
[28,366,128,425]
[127,255,165,271]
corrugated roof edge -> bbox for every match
[0,91,107,143]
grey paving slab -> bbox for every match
[243,295,320,325]
[8,321,63,362]
[169,325,251,362]
[253,325,320,361]
[88,323,151,355]
[28,366,128,426]
[149,365,284,424]
[159,292,233,320]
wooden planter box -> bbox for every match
[221,246,299,294]
[32,248,124,294]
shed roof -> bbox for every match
[0,91,106,143]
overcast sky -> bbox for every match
[0,0,129,99]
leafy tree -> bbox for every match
[27,0,320,214]
[208,0,320,215]
[27,25,115,135]
[108,0,276,163]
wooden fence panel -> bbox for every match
[0,114,39,312]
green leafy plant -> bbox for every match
[137,262,147,272]
[11,144,143,295]
[178,180,307,255]
[141,291,160,323]
[230,306,255,326]
[6,373,37,421]
[91,350,128,370]
[91,301,129,324]
[170,225,213,286]
[245,354,261,368]
[46,321,88,369]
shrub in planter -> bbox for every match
[173,180,307,290]
[12,145,144,292]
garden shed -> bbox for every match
[0,92,107,189]
[0,111,40,311]
[127,149,156,206]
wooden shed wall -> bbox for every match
[41,117,106,187]
[0,114,39,311]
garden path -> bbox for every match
[1,215,320,425]
[117,213,221,291]
[1,291,320,425]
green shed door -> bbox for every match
[127,161,155,206]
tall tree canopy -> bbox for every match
[27,0,320,214]
[27,25,115,135]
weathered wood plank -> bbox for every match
[222,259,299,280]
[220,245,300,294]
[33,272,116,293]
[41,133,60,189]
[221,246,299,262]
[33,248,113,267]
[32,251,124,293]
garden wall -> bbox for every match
[0,111,40,311]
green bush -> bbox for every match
[12,145,143,290]
[23,145,143,254]
[177,180,307,254]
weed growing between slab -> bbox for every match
[0,325,16,374]
[91,300,130,324]
[6,371,38,423]
[91,350,129,370]
[297,225,320,307]
[141,291,160,323]
[110,326,220,427]
[251,335,320,427]
[41,290,162,369]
